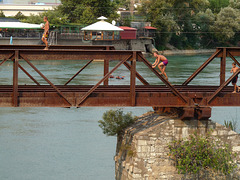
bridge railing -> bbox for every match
[183,47,240,86]
[1,46,240,120]
[0,45,188,108]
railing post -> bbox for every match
[13,50,19,107]
[220,48,226,85]
[130,52,136,106]
[104,59,109,85]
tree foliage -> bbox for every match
[137,0,240,49]
[98,109,136,136]
[14,11,26,20]
[58,0,119,24]
[138,0,177,49]
[169,132,237,175]
[195,9,216,47]
[8,0,240,49]
[209,0,229,13]
[22,9,68,26]
[210,7,240,43]
[0,10,5,18]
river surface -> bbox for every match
[0,54,239,180]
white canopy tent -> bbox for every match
[0,22,41,29]
[81,16,123,40]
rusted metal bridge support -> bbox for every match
[220,48,226,85]
[104,59,109,86]
[130,52,136,106]
[153,107,211,120]
[1,45,240,121]
[13,50,19,107]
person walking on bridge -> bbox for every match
[231,62,240,93]
[152,51,168,80]
[41,16,49,50]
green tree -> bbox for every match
[170,0,210,49]
[41,9,68,26]
[98,109,136,136]
[138,0,177,49]
[23,9,68,26]
[195,9,216,47]
[113,0,130,10]
[79,7,96,25]
[22,13,42,24]
[169,132,237,175]
[138,0,211,49]
[229,0,240,8]
[210,7,240,43]
[14,11,26,20]
[58,0,119,24]
[209,0,229,13]
[0,10,5,17]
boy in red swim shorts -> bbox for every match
[231,62,240,93]
[152,51,168,80]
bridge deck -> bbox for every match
[0,85,238,107]
[1,45,240,119]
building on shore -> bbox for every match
[0,16,157,53]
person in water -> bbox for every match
[152,51,168,80]
[231,62,240,93]
[41,16,49,50]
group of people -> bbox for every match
[151,51,239,93]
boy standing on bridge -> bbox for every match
[41,16,49,50]
[152,51,168,80]
[231,62,240,93]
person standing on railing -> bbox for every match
[152,50,168,80]
[41,16,49,50]
[231,62,240,93]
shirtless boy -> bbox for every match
[152,51,168,80]
[230,62,240,93]
[41,16,49,50]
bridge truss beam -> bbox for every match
[0,46,240,120]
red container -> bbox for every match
[119,26,137,39]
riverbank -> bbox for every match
[143,49,216,57]
[162,49,216,55]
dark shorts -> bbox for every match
[232,76,238,84]
[163,59,168,66]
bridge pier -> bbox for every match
[153,107,211,120]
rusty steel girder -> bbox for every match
[0,46,240,120]
[0,45,115,50]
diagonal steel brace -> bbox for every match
[77,55,132,106]
[138,53,188,104]
[208,68,240,104]
[20,54,72,106]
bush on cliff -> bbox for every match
[98,109,136,136]
[168,132,237,175]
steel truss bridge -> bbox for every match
[0,45,240,119]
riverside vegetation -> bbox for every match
[1,0,240,50]
[98,109,136,137]
[168,132,237,176]
[99,109,239,178]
